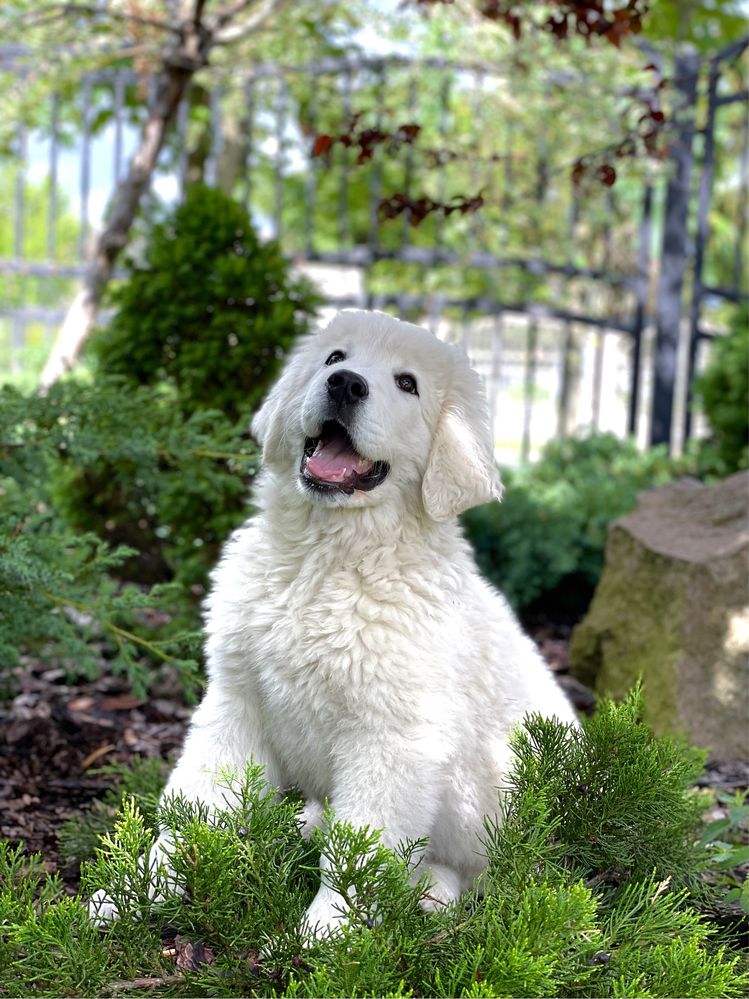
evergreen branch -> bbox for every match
[42,590,174,664]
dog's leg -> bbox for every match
[89,683,284,925]
[419,863,462,911]
[299,798,324,840]
[302,735,445,938]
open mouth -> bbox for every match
[300,420,390,495]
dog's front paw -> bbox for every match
[87,832,179,927]
[419,862,462,912]
[88,888,122,926]
[301,887,350,941]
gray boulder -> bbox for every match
[570,471,749,761]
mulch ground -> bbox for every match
[0,658,189,885]
[1,624,746,892]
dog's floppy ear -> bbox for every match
[250,381,284,464]
[422,363,503,522]
[251,343,308,464]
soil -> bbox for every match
[1,624,745,893]
[0,658,189,886]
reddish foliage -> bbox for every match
[407,0,648,48]
[595,163,617,186]
[571,64,668,188]
[311,115,422,165]
[378,190,485,225]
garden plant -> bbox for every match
[1,691,747,998]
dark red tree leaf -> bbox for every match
[411,0,647,49]
[311,134,334,158]
[571,159,588,187]
[595,163,617,186]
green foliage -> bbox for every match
[462,432,681,613]
[699,789,749,917]
[692,305,749,477]
[2,693,746,998]
[45,375,259,594]
[499,688,707,886]
[643,0,749,52]
[92,185,319,421]
[0,376,261,697]
[58,756,167,875]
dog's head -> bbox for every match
[251,310,502,521]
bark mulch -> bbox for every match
[0,658,189,884]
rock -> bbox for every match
[570,471,749,761]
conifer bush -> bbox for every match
[91,185,320,422]
[45,375,260,594]
[461,433,682,615]
[692,304,749,477]
[0,377,258,697]
[1,691,745,998]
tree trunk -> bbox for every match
[40,62,197,387]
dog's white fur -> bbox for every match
[91,309,576,934]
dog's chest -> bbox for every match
[249,548,450,782]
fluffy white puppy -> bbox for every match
[92,309,576,934]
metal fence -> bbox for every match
[1,39,747,463]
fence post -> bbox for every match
[650,49,699,448]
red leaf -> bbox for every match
[596,163,617,186]
[571,159,587,186]
[311,134,334,158]
[397,123,421,143]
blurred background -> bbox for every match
[1,0,747,461]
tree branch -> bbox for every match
[192,0,209,29]
[102,975,185,995]
[40,57,199,386]
[211,0,262,33]
[213,0,289,45]
[25,2,181,34]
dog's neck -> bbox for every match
[253,468,461,557]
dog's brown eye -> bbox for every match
[325,350,345,366]
[396,373,418,395]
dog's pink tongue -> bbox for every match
[307,437,374,483]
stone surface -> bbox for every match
[570,472,749,761]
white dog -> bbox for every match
[91,309,576,934]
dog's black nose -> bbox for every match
[327,369,369,409]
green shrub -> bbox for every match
[1,692,745,998]
[462,433,683,614]
[47,376,259,594]
[692,304,749,476]
[58,756,167,876]
[0,378,259,697]
[91,184,320,421]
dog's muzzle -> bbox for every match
[300,419,389,496]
